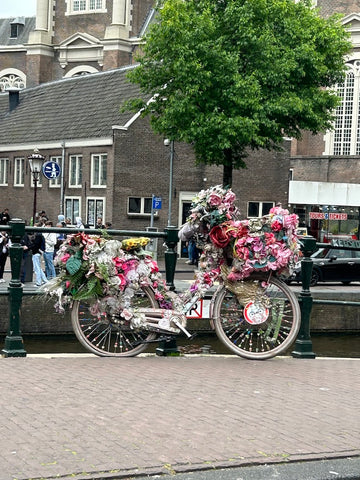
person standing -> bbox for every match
[43,221,57,280]
[29,223,48,287]
[20,231,31,283]
[0,208,10,225]
[0,231,10,282]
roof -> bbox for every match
[0,66,147,146]
[0,17,35,46]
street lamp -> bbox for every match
[28,148,45,225]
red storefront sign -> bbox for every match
[309,212,348,220]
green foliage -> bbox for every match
[125,0,351,183]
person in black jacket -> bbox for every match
[29,223,48,286]
[0,231,10,282]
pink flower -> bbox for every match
[117,274,127,291]
[208,192,222,207]
[60,253,71,263]
[224,190,236,204]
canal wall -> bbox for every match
[0,290,359,334]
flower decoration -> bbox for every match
[184,186,300,285]
[44,232,176,318]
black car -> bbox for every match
[293,247,360,286]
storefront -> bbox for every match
[289,180,360,241]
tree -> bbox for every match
[125,0,351,186]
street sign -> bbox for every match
[152,196,162,210]
[42,161,61,180]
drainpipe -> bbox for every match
[60,141,65,215]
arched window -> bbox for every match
[0,68,26,91]
[64,65,99,78]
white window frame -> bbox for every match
[128,197,153,216]
[91,153,107,188]
[0,158,9,185]
[87,197,105,227]
[66,0,107,15]
[65,196,81,224]
[49,156,61,188]
[247,201,275,218]
[14,157,25,187]
[324,61,360,156]
[69,154,82,188]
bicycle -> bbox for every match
[46,186,301,360]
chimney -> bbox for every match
[8,88,20,112]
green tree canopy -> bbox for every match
[125,0,351,186]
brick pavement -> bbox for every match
[0,355,359,480]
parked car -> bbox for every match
[292,248,360,286]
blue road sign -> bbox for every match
[152,196,162,210]
[43,161,61,180]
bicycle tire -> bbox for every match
[212,273,300,360]
[71,286,158,357]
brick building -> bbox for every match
[290,0,360,239]
[0,0,360,244]
[0,66,291,257]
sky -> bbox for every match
[0,0,36,18]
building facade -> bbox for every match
[0,0,360,245]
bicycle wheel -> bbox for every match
[213,273,300,360]
[71,286,158,357]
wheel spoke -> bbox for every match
[214,274,300,359]
[71,287,158,356]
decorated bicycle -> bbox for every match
[44,185,301,359]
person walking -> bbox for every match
[43,221,57,280]
[0,231,10,282]
[29,223,48,287]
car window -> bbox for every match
[354,250,360,259]
[328,249,350,259]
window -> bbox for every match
[87,197,105,226]
[65,197,81,224]
[327,61,360,156]
[128,197,152,215]
[0,69,26,91]
[70,0,106,13]
[69,155,82,187]
[0,158,8,185]
[247,201,274,218]
[49,156,61,188]
[10,24,19,38]
[14,157,24,186]
[91,153,107,187]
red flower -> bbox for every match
[209,224,234,249]
[271,220,283,232]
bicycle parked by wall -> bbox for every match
[45,186,301,360]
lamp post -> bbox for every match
[28,148,45,225]
[164,139,175,227]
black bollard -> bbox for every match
[1,219,26,357]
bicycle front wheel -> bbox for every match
[213,273,300,360]
[71,286,158,357]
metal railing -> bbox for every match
[291,236,360,359]
[1,219,179,357]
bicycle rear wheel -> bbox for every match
[213,273,300,360]
[71,286,158,357]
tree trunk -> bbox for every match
[223,149,233,187]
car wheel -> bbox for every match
[310,269,320,287]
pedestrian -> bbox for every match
[105,221,112,229]
[39,210,48,222]
[96,217,105,229]
[0,231,10,282]
[57,214,66,227]
[43,221,57,280]
[75,217,84,230]
[0,208,10,225]
[186,238,199,266]
[29,223,48,287]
